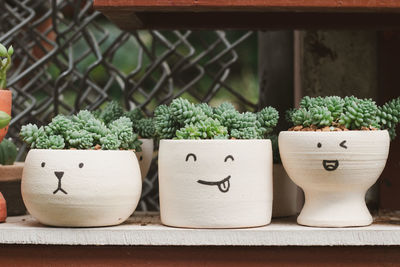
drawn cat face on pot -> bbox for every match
[22,150,141,201]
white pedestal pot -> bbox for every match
[279,131,390,227]
[135,139,154,180]
[159,139,273,228]
[22,150,142,227]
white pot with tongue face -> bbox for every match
[279,130,390,227]
[158,139,273,229]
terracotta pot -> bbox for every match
[159,139,273,229]
[0,162,26,216]
[135,139,154,180]
[272,164,303,218]
[0,90,12,143]
[22,150,142,227]
[279,130,390,227]
[0,192,6,222]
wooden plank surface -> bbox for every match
[0,245,399,267]
[94,0,400,12]
[1,213,400,246]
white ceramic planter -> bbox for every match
[135,138,154,180]
[272,164,303,218]
[159,139,273,229]
[22,150,142,227]
[279,130,390,227]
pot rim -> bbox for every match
[27,149,136,153]
[160,139,271,143]
[279,129,389,135]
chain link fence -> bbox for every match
[1,0,259,210]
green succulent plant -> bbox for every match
[135,118,156,139]
[154,98,279,140]
[0,43,13,90]
[377,97,400,139]
[0,111,11,129]
[154,104,178,139]
[95,101,155,139]
[268,135,281,164]
[20,110,142,151]
[0,139,17,165]
[96,101,124,125]
[287,96,400,140]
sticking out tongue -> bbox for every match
[218,179,230,193]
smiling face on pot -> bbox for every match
[158,140,273,228]
[21,150,142,227]
[278,131,390,189]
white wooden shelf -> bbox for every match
[0,212,399,246]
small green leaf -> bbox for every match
[0,111,11,129]
[0,44,7,57]
[7,46,13,56]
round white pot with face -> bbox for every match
[22,150,142,227]
[135,138,154,180]
[279,130,390,227]
[159,139,273,229]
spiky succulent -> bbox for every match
[154,98,279,139]
[176,118,228,140]
[169,98,207,125]
[376,97,400,139]
[100,134,121,150]
[125,108,145,123]
[20,110,141,150]
[95,101,155,139]
[268,134,281,164]
[136,118,155,138]
[96,101,124,125]
[257,106,280,136]
[154,104,178,139]
[287,96,400,140]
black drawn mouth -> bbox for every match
[197,175,231,193]
[322,160,339,171]
[53,171,67,195]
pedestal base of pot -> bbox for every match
[279,130,390,228]
[297,191,372,227]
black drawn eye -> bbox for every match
[224,155,234,162]
[185,153,197,162]
[340,140,347,149]
[41,162,45,168]
[79,163,84,168]
[317,142,322,148]
[139,156,143,161]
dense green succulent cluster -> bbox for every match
[376,97,400,139]
[287,96,400,139]
[154,98,279,140]
[20,110,142,151]
[95,101,155,139]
